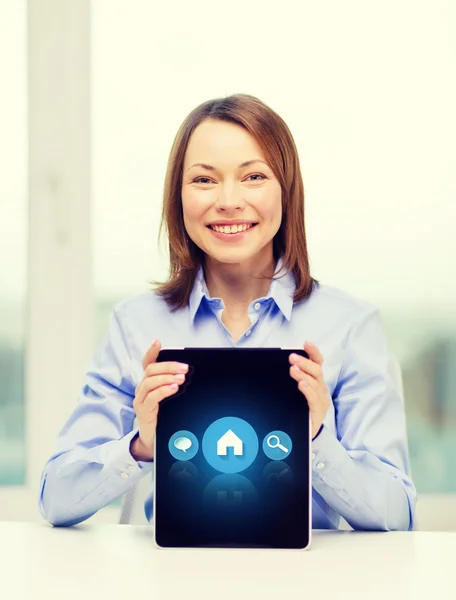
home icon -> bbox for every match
[202,417,258,474]
[217,429,243,456]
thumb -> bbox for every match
[142,339,161,370]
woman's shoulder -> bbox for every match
[110,288,178,322]
[306,280,380,321]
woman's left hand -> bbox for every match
[289,341,331,440]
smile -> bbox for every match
[208,223,256,234]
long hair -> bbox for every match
[153,93,318,310]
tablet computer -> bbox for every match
[154,347,311,550]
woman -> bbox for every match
[39,94,416,530]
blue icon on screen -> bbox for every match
[262,430,293,461]
[202,417,259,474]
[168,430,199,461]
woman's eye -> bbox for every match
[194,177,213,184]
[193,174,266,184]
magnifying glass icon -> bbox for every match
[267,435,289,453]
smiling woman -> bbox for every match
[39,93,416,533]
[154,94,314,312]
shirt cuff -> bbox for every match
[102,428,154,481]
[311,424,347,479]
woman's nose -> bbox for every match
[215,184,244,211]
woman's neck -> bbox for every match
[204,253,276,318]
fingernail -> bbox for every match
[176,364,189,373]
[290,353,299,362]
[306,340,314,347]
[300,378,307,387]
[174,373,185,382]
[151,339,158,347]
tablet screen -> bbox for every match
[154,348,311,549]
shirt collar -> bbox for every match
[188,257,295,323]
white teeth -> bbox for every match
[212,223,252,234]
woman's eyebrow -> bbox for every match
[187,159,269,172]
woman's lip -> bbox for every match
[207,221,257,227]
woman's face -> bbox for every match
[181,119,282,268]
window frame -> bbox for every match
[0,0,98,521]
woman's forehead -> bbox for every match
[184,119,266,166]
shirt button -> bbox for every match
[120,472,129,479]
[254,302,261,311]
[128,465,136,473]
[312,453,316,460]
[246,330,251,337]
[317,462,325,470]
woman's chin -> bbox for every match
[203,243,274,267]
[204,246,256,265]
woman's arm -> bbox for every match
[310,307,416,531]
[38,307,152,527]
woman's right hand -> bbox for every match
[130,340,188,461]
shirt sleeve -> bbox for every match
[38,306,153,527]
[311,306,417,531]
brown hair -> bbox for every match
[153,93,318,310]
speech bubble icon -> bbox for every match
[174,437,192,452]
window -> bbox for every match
[0,0,27,486]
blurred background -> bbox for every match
[0,0,455,528]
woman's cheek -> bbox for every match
[249,189,282,218]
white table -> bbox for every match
[1,522,455,600]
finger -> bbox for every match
[142,339,161,370]
[144,361,189,378]
[137,402,159,426]
[135,373,185,404]
[289,364,308,383]
[289,354,323,381]
[303,341,324,365]
[298,372,319,391]
[298,378,320,406]
[134,382,178,415]
[143,383,179,411]
[300,370,329,397]
[290,365,320,389]
[297,376,330,412]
